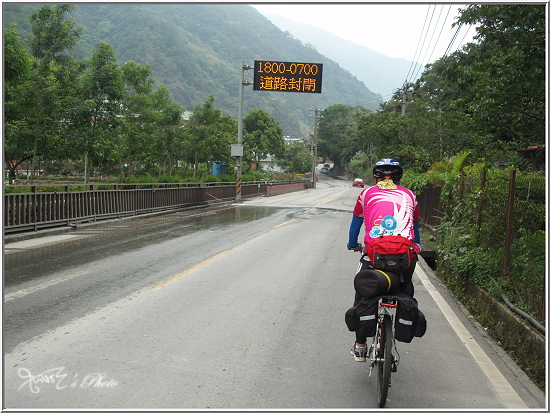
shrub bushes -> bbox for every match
[434,166,545,323]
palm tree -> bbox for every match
[426,150,472,186]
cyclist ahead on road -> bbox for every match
[347,158,421,361]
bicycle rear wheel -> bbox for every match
[376,314,393,407]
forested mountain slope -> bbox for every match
[259,13,423,99]
[3,3,383,139]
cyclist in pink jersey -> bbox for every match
[347,158,421,361]
[354,183,418,245]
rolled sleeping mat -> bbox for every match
[354,268,400,299]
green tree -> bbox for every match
[118,60,157,177]
[29,4,82,65]
[72,42,124,182]
[353,4,545,174]
[317,104,369,170]
[242,109,284,171]
[459,4,545,146]
[365,93,474,170]
[3,27,32,83]
[146,85,186,176]
[347,151,373,181]
[417,4,545,161]
[278,141,311,174]
[4,5,83,182]
[4,27,34,181]
[356,110,406,163]
[183,96,237,177]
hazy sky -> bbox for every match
[252,3,476,63]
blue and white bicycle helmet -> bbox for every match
[373,158,403,182]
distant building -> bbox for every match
[182,111,193,120]
[258,155,285,173]
[283,135,306,145]
[516,145,545,172]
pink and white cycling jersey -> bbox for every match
[353,184,420,251]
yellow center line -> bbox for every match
[151,250,230,290]
[304,191,345,212]
[275,219,295,228]
[275,191,346,228]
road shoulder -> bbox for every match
[417,256,546,408]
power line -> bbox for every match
[443,22,463,58]
[400,5,476,94]
[437,8,461,58]
[411,4,445,81]
[421,5,453,73]
[456,24,473,54]
[405,5,435,85]
[404,5,432,84]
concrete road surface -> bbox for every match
[3,176,545,409]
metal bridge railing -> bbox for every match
[4,181,309,233]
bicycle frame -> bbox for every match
[368,296,399,376]
[368,296,400,407]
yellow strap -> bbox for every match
[376,269,392,292]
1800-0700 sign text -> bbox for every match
[253,60,323,93]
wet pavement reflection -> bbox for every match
[4,205,290,288]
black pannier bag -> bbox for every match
[393,293,427,342]
[345,297,379,338]
[415,309,427,338]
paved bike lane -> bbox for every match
[406,257,545,409]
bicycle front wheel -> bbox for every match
[376,314,393,407]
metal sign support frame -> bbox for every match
[235,61,251,203]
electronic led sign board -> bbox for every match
[253,60,323,94]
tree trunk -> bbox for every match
[84,152,88,184]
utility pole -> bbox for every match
[235,61,251,203]
[401,88,412,116]
[310,106,320,189]
[366,141,375,167]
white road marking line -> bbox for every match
[4,270,90,302]
[415,263,527,408]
